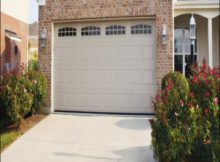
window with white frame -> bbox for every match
[131,24,152,34]
[81,26,101,36]
[106,25,126,35]
[58,27,76,37]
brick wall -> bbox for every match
[0,12,28,76]
[39,0,173,109]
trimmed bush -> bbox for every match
[161,71,189,106]
[152,72,196,162]
[151,63,220,162]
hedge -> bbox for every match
[0,69,47,128]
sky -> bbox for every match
[29,0,38,24]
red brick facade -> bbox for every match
[0,12,28,76]
[39,0,173,108]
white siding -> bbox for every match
[174,0,219,4]
[1,0,29,23]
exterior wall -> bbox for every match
[1,0,29,24]
[213,16,219,67]
[0,12,29,76]
[174,14,208,64]
[39,0,173,110]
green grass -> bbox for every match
[1,131,20,151]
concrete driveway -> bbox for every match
[1,114,156,162]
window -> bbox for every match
[106,25,126,35]
[174,28,198,77]
[58,27,76,37]
[14,45,18,55]
[81,26,101,36]
[131,24,152,34]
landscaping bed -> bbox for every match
[0,114,47,152]
[0,65,48,153]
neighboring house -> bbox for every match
[29,21,39,59]
[38,0,219,114]
[0,0,29,76]
[174,0,219,76]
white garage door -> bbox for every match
[53,20,156,114]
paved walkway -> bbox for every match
[1,114,156,162]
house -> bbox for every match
[174,0,219,76]
[38,0,219,114]
[0,0,29,76]
[29,21,39,59]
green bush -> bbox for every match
[25,71,47,114]
[152,72,196,162]
[188,64,219,162]
[28,59,38,71]
[151,63,220,162]
[162,72,189,101]
[0,74,33,127]
[0,68,47,128]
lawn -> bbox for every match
[0,114,47,152]
[1,132,19,151]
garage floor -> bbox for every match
[1,114,156,162]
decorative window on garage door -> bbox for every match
[58,27,76,37]
[81,26,101,36]
[131,24,152,34]
[106,25,126,35]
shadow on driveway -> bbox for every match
[116,118,151,130]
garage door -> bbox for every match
[53,20,156,114]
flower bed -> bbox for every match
[151,63,219,162]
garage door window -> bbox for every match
[58,27,76,37]
[81,26,101,36]
[131,24,152,34]
[106,25,126,35]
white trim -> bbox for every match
[208,18,213,68]
[38,0,45,6]
[5,33,22,42]
[174,9,219,19]
[51,23,54,113]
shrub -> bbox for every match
[0,74,33,127]
[0,66,47,128]
[25,71,47,114]
[188,63,220,162]
[152,72,196,162]
[28,59,38,71]
[151,63,219,162]
[161,72,189,105]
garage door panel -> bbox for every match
[144,46,154,59]
[130,71,144,83]
[93,71,105,83]
[68,71,80,83]
[54,71,68,83]
[104,95,117,107]
[143,71,154,84]
[54,48,79,63]
[54,20,156,113]
[55,84,155,95]
[68,94,80,107]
